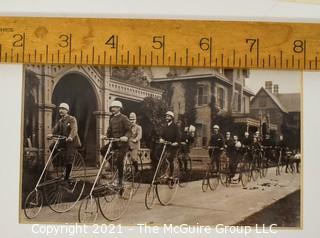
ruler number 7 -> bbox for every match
[246,38,259,52]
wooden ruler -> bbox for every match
[0,16,320,70]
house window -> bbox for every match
[224,69,233,80]
[238,93,241,111]
[197,85,208,106]
[233,91,242,112]
[217,87,225,109]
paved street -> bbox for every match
[21,167,300,226]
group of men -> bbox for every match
[47,100,195,188]
[47,100,298,188]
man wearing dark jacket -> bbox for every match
[159,111,180,179]
[208,125,225,171]
[100,100,131,187]
[47,102,81,181]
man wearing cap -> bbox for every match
[128,112,142,172]
[179,125,195,173]
[159,111,181,179]
[100,100,131,187]
[208,125,225,171]
[47,102,81,181]
[242,132,252,148]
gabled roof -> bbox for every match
[252,87,288,113]
[251,87,301,113]
[276,93,300,112]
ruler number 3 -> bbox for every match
[59,34,71,48]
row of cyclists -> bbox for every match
[46,100,195,191]
[208,124,300,177]
[46,100,298,192]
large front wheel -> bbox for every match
[156,158,178,206]
[43,151,86,213]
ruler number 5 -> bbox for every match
[152,36,164,49]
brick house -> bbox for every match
[250,81,301,149]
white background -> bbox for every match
[0,0,320,237]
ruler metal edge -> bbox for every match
[0,16,319,70]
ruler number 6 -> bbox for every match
[199,38,211,51]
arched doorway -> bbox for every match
[52,73,98,166]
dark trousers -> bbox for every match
[49,141,76,179]
[100,142,129,185]
[209,149,223,172]
[229,151,240,177]
[166,147,178,177]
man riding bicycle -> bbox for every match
[100,100,131,188]
[159,111,180,180]
[128,112,142,173]
[47,102,81,182]
[179,125,195,172]
[208,125,225,171]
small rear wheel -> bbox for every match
[145,185,156,209]
[78,195,99,223]
[24,190,43,219]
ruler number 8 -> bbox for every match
[293,40,304,53]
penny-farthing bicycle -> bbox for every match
[145,140,179,209]
[78,138,134,223]
[24,135,86,219]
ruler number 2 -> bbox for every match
[13,34,24,47]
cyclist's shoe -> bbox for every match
[61,179,75,193]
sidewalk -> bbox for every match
[20,167,301,226]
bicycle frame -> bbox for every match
[34,135,66,192]
[150,143,169,187]
[89,138,120,197]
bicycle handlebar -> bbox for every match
[157,140,178,145]
[102,137,121,142]
[49,135,67,140]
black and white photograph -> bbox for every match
[20,65,301,227]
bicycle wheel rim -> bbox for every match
[145,186,156,209]
[24,190,43,219]
[202,177,209,192]
[208,174,219,191]
[78,195,98,223]
[44,151,86,213]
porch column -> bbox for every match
[93,111,110,165]
[37,65,55,164]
